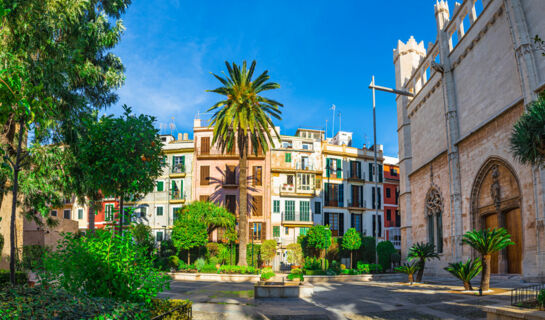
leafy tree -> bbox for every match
[207,60,283,266]
[74,106,163,234]
[286,243,304,266]
[444,258,482,291]
[360,236,377,263]
[0,0,129,284]
[180,201,235,235]
[130,223,156,258]
[376,240,397,271]
[171,215,208,264]
[408,242,440,283]
[306,225,332,262]
[462,228,514,291]
[341,228,361,269]
[510,96,545,167]
[260,240,277,266]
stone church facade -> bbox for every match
[394,0,545,280]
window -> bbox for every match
[314,202,321,214]
[390,168,398,176]
[173,207,182,220]
[387,209,391,222]
[273,226,280,238]
[200,166,210,185]
[395,210,401,227]
[63,210,71,219]
[386,188,391,198]
[141,207,147,218]
[285,152,292,162]
[156,231,163,242]
[372,187,382,209]
[253,166,263,186]
[156,206,164,216]
[426,188,443,253]
[297,173,314,192]
[282,141,292,149]
[300,227,309,236]
[51,210,57,217]
[324,183,343,207]
[252,195,263,216]
[156,181,164,192]
[77,208,83,220]
[285,200,295,221]
[395,189,399,205]
[273,200,280,213]
[325,212,343,236]
[226,195,236,214]
[351,214,362,233]
[172,155,185,173]
[372,214,382,238]
[300,201,310,221]
[225,165,236,185]
[351,185,363,207]
[302,143,311,150]
[287,175,294,185]
[105,204,114,221]
[285,227,289,235]
[350,161,361,179]
[200,136,210,154]
[251,223,262,240]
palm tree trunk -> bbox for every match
[463,281,472,291]
[408,273,414,284]
[416,259,425,282]
[238,142,248,266]
[481,254,491,291]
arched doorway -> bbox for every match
[470,157,523,274]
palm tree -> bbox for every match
[408,242,440,282]
[395,261,420,284]
[462,228,514,291]
[510,96,545,167]
[444,258,482,291]
[207,60,282,266]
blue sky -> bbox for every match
[111,0,445,158]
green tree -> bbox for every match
[510,96,545,167]
[130,223,156,258]
[408,242,440,283]
[260,240,277,266]
[376,241,397,271]
[444,258,482,291]
[180,201,235,235]
[171,215,208,265]
[306,225,332,264]
[341,228,361,269]
[74,106,163,234]
[462,228,514,291]
[360,236,377,263]
[207,60,282,266]
[0,0,129,284]
[286,243,304,266]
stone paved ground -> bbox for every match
[159,277,530,320]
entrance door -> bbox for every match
[484,213,499,274]
[505,208,522,274]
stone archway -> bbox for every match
[470,157,523,274]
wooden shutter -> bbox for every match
[201,137,210,154]
[180,180,184,198]
[378,188,382,209]
[326,158,330,177]
[200,166,209,185]
[359,186,363,207]
[324,183,329,204]
[171,156,175,168]
[261,222,266,241]
[339,213,344,236]
[252,196,262,216]
[350,161,354,178]
[336,159,342,178]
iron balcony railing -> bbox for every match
[324,200,344,208]
[348,200,366,208]
[170,191,186,201]
[295,161,315,171]
[282,211,312,223]
[171,164,185,174]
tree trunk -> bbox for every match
[464,281,472,291]
[238,141,248,266]
[408,273,414,284]
[88,208,95,232]
[415,259,425,282]
[481,254,491,291]
[188,250,191,265]
[350,251,353,269]
[9,119,25,285]
[118,196,124,235]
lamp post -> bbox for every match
[368,76,413,265]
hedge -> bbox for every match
[0,270,27,286]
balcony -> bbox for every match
[281,184,295,193]
[196,147,264,159]
[347,173,365,183]
[169,164,186,178]
[348,200,366,211]
[280,183,316,196]
[222,177,238,188]
[281,211,313,226]
[324,200,344,208]
[294,161,316,171]
[385,227,401,249]
[170,191,187,204]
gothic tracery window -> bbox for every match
[425,187,443,253]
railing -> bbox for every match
[324,200,344,208]
[282,211,311,223]
[295,161,315,171]
[511,283,545,308]
[170,191,186,201]
[196,147,238,157]
[348,200,366,208]
[171,164,185,174]
[348,173,364,180]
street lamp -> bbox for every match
[368,76,413,264]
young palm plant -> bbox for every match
[510,96,545,167]
[207,60,282,266]
[395,261,420,285]
[462,228,514,291]
[408,242,440,282]
[444,258,482,291]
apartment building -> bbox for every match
[192,118,271,243]
[321,131,384,238]
[270,128,323,259]
[383,156,400,249]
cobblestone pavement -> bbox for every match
[159,277,529,320]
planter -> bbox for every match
[254,281,314,299]
[484,305,545,319]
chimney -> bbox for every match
[178,133,183,141]
[183,133,189,140]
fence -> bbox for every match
[510,283,545,308]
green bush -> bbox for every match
[159,239,177,258]
[201,264,218,273]
[154,256,170,271]
[195,257,206,272]
[303,257,322,271]
[179,263,195,272]
[41,229,170,304]
[286,243,304,266]
[304,269,326,275]
[261,240,277,266]
[356,262,383,274]
[206,242,219,258]
[325,269,337,276]
[260,268,275,281]
[341,269,360,275]
[246,244,261,267]
[168,255,181,270]
[287,268,304,282]
[330,260,342,274]
[0,270,27,286]
[208,256,219,266]
[360,237,376,263]
[538,289,545,308]
[218,265,258,274]
[217,243,232,264]
[149,298,192,320]
[0,286,149,319]
[377,241,396,271]
[22,245,51,271]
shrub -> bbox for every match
[22,245,50,271]
[179,264,196,272]
[195,258,206,272]
[260,268,275,281]
[246,244,261,267]
[538,289,545,309]
[360,237,376,263]
[408,242,440,283]
[149,298,192,320]
[391,252,401,266]
[131,223,156,258]
[304,269,326,275]
[356,262,383,274]
[200,264,218,273]
[208,256,219,266]
[286,243,304,266]
[218,265,258,274]
[41,230,170,304]
[206,242,220,258]
[377,241,397,271]
[303,257,322,271]
[169,255,181,270]
[287,268,304,282]
[261,240,277,265]
[444,258,482,291]
[217,243,232,264]
[159,239,177,258]
[0,270,27,286]
[330,260,342,274]
[0,286,149,319]
[325,269,337,276]
[341,269,360,275]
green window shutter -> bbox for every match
[285,201,295,221]
[157,207,163,216]
[300,201,310,221]
[285,153,291,162]
[326,158,330,177]
[157,181,164,192]
[171,180,175,192]
[336,159,342,178]
[180,180,184,198]
[273,226,280,238]
[181,155,185,166]
[338,184,344,206]
[172,156,175,168]
[273,200,280,213]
